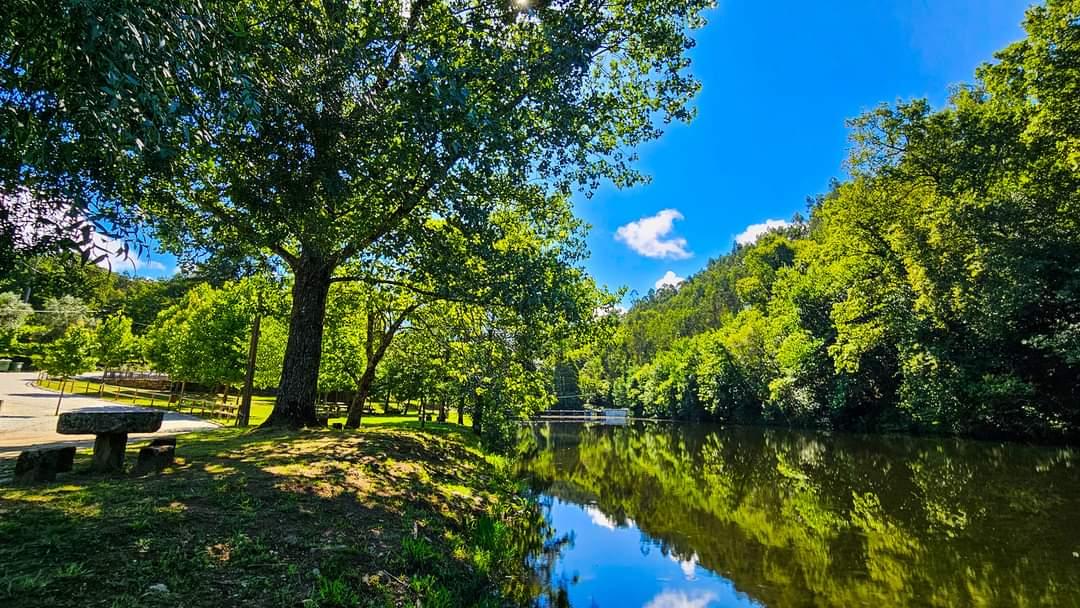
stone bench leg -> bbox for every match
[93,432,128,472]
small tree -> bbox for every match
[95,314,137,395]
[0,292,32,334]
[41,295,92,339]
[41,323,98,415]
[0,292,33,354]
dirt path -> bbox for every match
[0,372,218,458]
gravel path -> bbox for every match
[0,372,219,458]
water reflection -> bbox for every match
[519,422,1080,607]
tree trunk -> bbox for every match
[345,364,379,428]
[349,389,364,426]
[54,377,66,416]
[343,302,416,428]
[263,252,333,428]
[472,395,482,435]
[457,401,463,425]
[238,310,261,427]
[99,367,108,397]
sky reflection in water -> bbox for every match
[523,422,1080,608]
[541,495,760,608]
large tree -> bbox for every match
[145,0,710,426]
[6,0,711,426]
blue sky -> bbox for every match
[581,0,1033,302]
[125,1,1034,297]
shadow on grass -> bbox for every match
[0,426,541,608]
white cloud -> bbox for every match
[655,270,685,290]
[92,233,167,274]
[643,590,718,608]
[584,505,619,530]
[594,304,628,318]
[668,551,700,581]
[615,209,692,259]
[3,192,168,275]
[735,218,791,246]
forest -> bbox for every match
[573,2,1080,440]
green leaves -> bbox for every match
[143,278,283,388]
[41,322,97,378]
[94,313,137,368]
[0,292,32,335]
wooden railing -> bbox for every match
[38,373,364,425]
[532,408,630,421]
[316,402,349,419]
[38,373,241,423]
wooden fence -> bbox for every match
[38,372,241,423]
[37,372,360,424]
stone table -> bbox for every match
[56,411,164,472]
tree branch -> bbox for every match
[199,201,300,268]
[329,274,507,309]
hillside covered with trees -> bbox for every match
[578,2,1080,440]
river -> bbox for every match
[518,421,1080,607]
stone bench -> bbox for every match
[135,444,175,475]
[56,412,164,472]
[14,446,76,483]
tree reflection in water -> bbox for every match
[518,422,1080,607]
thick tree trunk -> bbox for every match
[263,253,333,428]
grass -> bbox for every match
[36,378,472,428]
[0,424,542,607]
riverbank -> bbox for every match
[0,424,541,607]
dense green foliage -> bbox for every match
[593,2,1080,439]
[0,291,31,335]
[0,250,614,448]
[40,322,98,408]
[3,0,714,427]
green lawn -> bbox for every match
[36,378,472,428]
[0,425,540,607]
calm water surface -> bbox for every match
[519,422,1080,608]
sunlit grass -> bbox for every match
[0,425,533,607]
